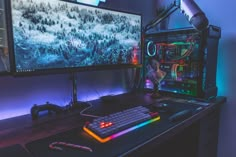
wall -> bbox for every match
[159,0,236,157]
[195,1,236,157]
[0,0,157,120]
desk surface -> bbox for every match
[0,92,226,157]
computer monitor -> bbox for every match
[0,0,10,75]
[6,0,142,75]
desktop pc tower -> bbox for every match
[143,25,221,100]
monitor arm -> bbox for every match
[144,0,209,32]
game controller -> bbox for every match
[30,102,65,120]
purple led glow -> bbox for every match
[1,108,30,120]
[145,79,154,89]
[0,75,125,121]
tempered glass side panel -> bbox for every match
[144,29,202,97]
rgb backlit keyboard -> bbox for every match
[83,106,160,143]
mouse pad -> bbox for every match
[25,127,113,157]
[156,99,202,112]
[0,144,32,157]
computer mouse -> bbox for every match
[152,103,170,113]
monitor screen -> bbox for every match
[0,0,10,74]
[7,0,142,74]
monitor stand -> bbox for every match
[69,72,89,110]
[30,72,89,120]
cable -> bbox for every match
[79,102,101,118]
[171,64,179,80]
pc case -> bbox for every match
[143,25,221,99]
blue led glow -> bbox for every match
[0,88,125,121]
[76,0,106,6]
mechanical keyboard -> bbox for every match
[83,106,160,143]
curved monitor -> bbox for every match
[7,0,142,75]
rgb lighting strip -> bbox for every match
[83,116,160,143]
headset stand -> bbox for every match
[151,83,162,99]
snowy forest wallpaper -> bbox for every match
[10,0,142,72]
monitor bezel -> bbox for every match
[6,0,143,76]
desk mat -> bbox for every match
[25,127,99,157]
[0,144,32,157]
[25,100,201,157]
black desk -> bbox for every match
[0,144,32,157]
[0,92,226,157]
